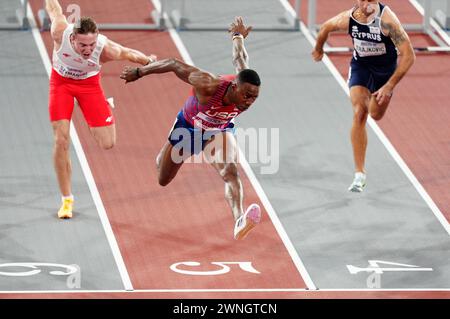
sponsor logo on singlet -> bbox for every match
[369,26,381,34]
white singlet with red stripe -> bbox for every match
[52,24,107,80]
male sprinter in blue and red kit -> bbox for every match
[121,17,261,240]
[46,0,156,219]
[312,0,415,192]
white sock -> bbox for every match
[355,172,366,179]
[107,97,115,108]
[62,194,74,202]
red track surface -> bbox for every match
[8,0,447,299]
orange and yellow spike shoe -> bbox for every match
[58,198,73,219]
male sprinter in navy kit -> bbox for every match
[312,0,415,192]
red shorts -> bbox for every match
[49,69,114,127]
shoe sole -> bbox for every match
[348,183,366,193]
[58,205,73,219]
[58,213,72,219]
[235,204,261,240]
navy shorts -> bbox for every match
[168,111,235,155]
[348,59,396,93]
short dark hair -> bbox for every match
[237,69,261,86]
[73,17,98,35]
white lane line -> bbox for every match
[284,2,450,237]
[151,0,317,290]
[26,1,133,291]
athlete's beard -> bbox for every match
[363,4,377,17]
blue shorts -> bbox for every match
[348,59,396,93]
[168,111,235,155]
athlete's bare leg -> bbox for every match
[204,132,243,221]
[156,141,186,186]
[90,124,116,150]
[52,120,72,197]
[204,131,261,239]
[350,86,371,173]
[89,98,116,149]
[350,85,392,173]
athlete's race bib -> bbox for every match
[353,38,387,57]
[56,65,90,79]
[192,112,230,130]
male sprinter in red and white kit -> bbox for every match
[312,0,415,192]
[121,17,261,240]
[46,0,156,218]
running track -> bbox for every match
[1,0,449,298]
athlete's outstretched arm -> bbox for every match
[45,0,63,21]
[45,0,68,43]
[374,8,416,104]
[100,39,156,65]
[228,16,253,73]
[312,10,350,61]
[121,58,197,83]
[120,58,220,93]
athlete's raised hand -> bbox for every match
[229,16,253,38]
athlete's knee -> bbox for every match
[352,104,368,125]
[54,134,70,151]
[100,139,115,150]
[219,163,239,183]
[158,173,173,187]
[157,164,176,187]
[158,174,167,186]
[97,136,115,150]
[158,178,171,187]
[370,110,385,121]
